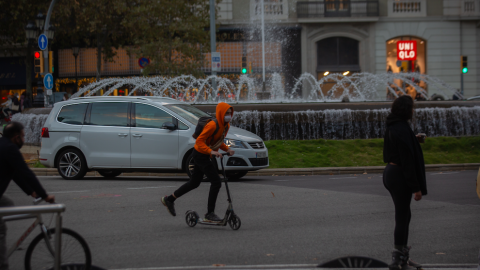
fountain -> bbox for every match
[69,72,463,103]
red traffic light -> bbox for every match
[34,51,41,58]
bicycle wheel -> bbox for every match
[25,228,92,270]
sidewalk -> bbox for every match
[31,163,480,177]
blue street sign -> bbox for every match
[43,73,53,90]
[138,57,150,68]
[38,34,48,51]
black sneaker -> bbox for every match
[204,212,222,222]
[161,196,176,216]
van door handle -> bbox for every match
[132,134,142,137]
[118,133,128,137]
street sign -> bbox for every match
[43,73,53,90]
[138,57,150,68]
[397,41,417,61]
[211,52,221,72]
[38,34,48,51]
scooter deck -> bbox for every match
[197,218,227,226]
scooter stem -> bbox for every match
[220,155,232,203]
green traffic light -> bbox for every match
[462,67,468,73]
[242,68,247,74]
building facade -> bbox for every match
[216,0,480,99]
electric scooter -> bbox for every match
[185,153,241,230]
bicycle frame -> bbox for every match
[0,203,65,270]
[4,213,55,258]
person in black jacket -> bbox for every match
[0,122,55,270]
[383,95,427,270]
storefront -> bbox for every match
[0,57,34,101]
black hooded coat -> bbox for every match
[383,114,427,195]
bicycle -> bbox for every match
[4,198,91,270]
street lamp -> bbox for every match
[25,21,38,42]
[72,47,80,93]
[35,12,46,31]
[45,25,55,40]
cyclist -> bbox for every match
[0,122,55,270]
[162,102,234,222]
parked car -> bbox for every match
[39,96,269,180]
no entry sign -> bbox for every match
[397,41,417,61]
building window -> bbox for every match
[316,37,359,74]
[385,36,427,100]
[218,0,233,20]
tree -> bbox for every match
[55,0,132,81]
[122,0,215,77]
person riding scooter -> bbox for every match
[161,102,235,222]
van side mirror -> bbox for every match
[162,122,177,130]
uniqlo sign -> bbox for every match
[397,41,417,61]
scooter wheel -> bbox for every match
[185,211,199,227]
[228,215,241,230]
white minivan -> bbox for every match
[39,96,268,180]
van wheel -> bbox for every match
[97,170,122,178]
[226,171,248,181]
[57,149,87,180]
[185,153,208,181]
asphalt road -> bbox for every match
[4,170,480,270]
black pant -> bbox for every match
[383,164,412,247]
[173,150,222,213]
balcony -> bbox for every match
[461,0,480,16]
[297,0,379,19]
[387,0,427,17]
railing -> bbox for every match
[250,0,289,20]
[0,204,66,270]
[297,1,379,18]
[461,0,480,16]
[388,0,426,17]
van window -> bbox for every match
[57,103,88,125]
[90,102,129,127]
[135,104,173,129]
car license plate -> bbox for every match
[256,152,267,158]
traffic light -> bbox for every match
[241,56,247,74]
[34,51,44,74]
[461,56,468,73]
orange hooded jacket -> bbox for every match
[194,102,233,155]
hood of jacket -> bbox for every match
[216,102,233,127]
[386,113,408,126]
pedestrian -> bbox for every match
[1,96,12,117]
[19,92,32,112]
[383,95,427,270]
[161,102,235,222]
[62,93,69,101]
[0,122,55,269]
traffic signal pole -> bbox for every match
[210,0,217,93]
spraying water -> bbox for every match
[70,72,462,103]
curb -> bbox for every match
[31,163,480,177]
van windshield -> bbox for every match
[164,104,210,125]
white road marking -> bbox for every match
[49,190,90,194]
[110,264,318,270]
[329,177,357,179]
[127,186,177,190]
[430,172,459,175]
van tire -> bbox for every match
[57,149,88,180]
[97,170,122,178]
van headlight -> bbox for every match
[224,138,247,149]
